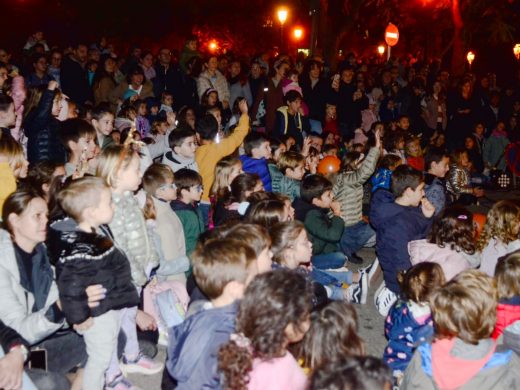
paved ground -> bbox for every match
[131,189,520,389]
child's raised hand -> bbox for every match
[238,99,249,115]
[302,137,312,156]
[421,197,435,218]
[74,317,94,331]
[48,80,58,91]
[375,128,382,149]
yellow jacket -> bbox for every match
[0,162,16,215]
[196,114,249,202]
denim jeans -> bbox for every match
[311,251,347,270]
[0,347,39,390]
[340,221,376,256]
[199,203,211,229]
[311,268,353,286]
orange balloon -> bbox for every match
[473,213,487,238]
[318,155,341,175]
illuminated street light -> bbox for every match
[467,51,475,70]
[514,44,520,61]
[208,40,218,52]
[377,45,385,55]
[293,27,303,40]
[277,7,289,50]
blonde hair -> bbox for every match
[0,131,26,177]
[477,200,520,251]
[58,176,109,222]
[430,269,497,344]
[96,144,138,188]
[24,87,62,120]
[277,151,305,174]
[495,252,520,300]
[142,163,174,196]
[210,155,241,200]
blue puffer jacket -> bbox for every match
[239,155,272,191]
[24,89,66,164]
[369,190,433,293]
[383,300,433,378]
[167,302,238,389]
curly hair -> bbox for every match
[476,200,520,252]
[428,206,476,254]
[296,301,365,371]
[218,269,313,390]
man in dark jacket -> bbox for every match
[334,65,367,140]
[60,43,91,105]
[370,165,434,316]
[153,48,184,109]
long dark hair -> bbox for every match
[218,269,313,390]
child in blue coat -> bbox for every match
[383,262,445,385]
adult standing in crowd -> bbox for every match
[197,55,230,110]
[60,43,91,105]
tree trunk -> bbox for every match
[451,0,466,75]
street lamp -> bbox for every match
[514,44,520,61]
[466,51,475,71]
[293,27,303,40]
[377,45,385,55]
[277,7,288,50]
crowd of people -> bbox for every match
[0,29,520,389]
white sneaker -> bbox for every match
[374,283,397,316]
[345,270,368,304]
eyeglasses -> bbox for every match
[159,183,176,191]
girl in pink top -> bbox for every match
[218,269,312,390]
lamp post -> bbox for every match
[514,44,520,61]
[466,51,475,71]
[277,8,288,50]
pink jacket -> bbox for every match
[408,239,470,280]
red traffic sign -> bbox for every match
[385,23,399,47]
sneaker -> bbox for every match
[345,270,368,304]
[348,253,364,265]
[359,258,379,287]
[120,352,164,375]
[158,329,169,347]
[105,374,141,390]
[374,284,397,317]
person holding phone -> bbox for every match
[0,188,106,389]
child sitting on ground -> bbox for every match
[218,269,312,390]
[493,252,520,339]
[166,238,267,389]
[409,207,480,281]
[384,262,445,385]
[478,200,520,276]
[333,128,381,265]
[446,149,484,205]
[405,136,424,171]
[162,128,199,173]
[50,176,139,390]
[370,165,435,316]
[270,150,305,201]
[91,104,115,150]
[239,132,272,191]
[170,168,205,257]
[423,148,450,216]
[401,270,520,389]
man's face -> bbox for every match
[341,69,354,84]
[0,67,8,88]
[159,50,171,65]
[251,63,261,79]
[430,157,449,178]
[0,50,10,64]
[310,136,323,152]
[34,57,47,73]
[75,45,88,63]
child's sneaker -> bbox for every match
[345,270,368,304]
[105,374,141,390]
[374,283,397,316]
[120,352,163,375]
[359,257,379,287]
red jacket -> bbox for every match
[493,301,520,339]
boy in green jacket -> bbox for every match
[170,168,205,257]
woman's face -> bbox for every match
[104,58,116,73]
[309,64,320,79]
[230,62,241,77]
[208,92,218,106]
[465,137,475,150]
[9,197,48,247]
[207,57,218,72]
[142,54,153,68]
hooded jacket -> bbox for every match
[408,239,478,281]
[167,302,238,389]
[240,155,272,191]
[171,200,205,256]
[494,297,520,339]
[269,163,300,201]
[369,190,433,294]
[48,218,139,324]
[292,197,344,255]
[162,150,199,173]
[401,338,520,390]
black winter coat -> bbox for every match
[24,89,67,165]
[48,218,139,324]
